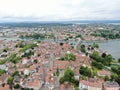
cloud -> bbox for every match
[0,0,120,22]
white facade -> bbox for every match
[79,83,102,90]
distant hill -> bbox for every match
[0,20,120,28]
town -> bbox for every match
[0,23,119,90]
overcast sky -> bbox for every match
[0,0,120,22]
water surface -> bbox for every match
[82,39,120,59]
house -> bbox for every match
[38,67,44,80]
[60,84,74,90]
[53,60,69,71]
[73,67,80,80]
[98,70,111,77]
[79,79,103,90]
[0,84,10,90]
[29,65,37,73]
[104,81,120,90]
[0,65,8,71]
[22,79,43,90]
[0,74,9,85]
[22,58,28,65]
[45,69,55,89]
[14,75,20,84]
[24,69,30,75]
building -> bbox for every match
[98,70,111,77]
[79,79,103,90]
[104,81,120,90]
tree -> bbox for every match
[104,76,110,81]
[91,60,104,69]
[93,43,99,48]
[79,66,92,77]
[0,69,6,76]
[116,78,120,85]
[104,54,113,66]
[55,68,60,76]
[64,53,76,61]
[111,66,118,73]
[3,47,9,52]
[118,58,120,63]
[33,59,38,64]
[75,87,80,90]
[64,68,75,82]
[9,54,21,64]
[59,77,64,84]
[76,34,83,40]
[90,51,99,60]
[14,84,20,89]
[101,53,107,58]
[90,51,113,66]
[110,73,119,81]
[0,59,7,65]
[80,44,86,53]
[59,68,76,84]
[7,77,14,90]
[12,71,19,77]
[92,68,98,77]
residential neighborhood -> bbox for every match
[0,23,119,90]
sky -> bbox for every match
[0,0,120,22]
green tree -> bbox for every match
[0,69,6,76]
[90,51,99,60]
[59,68,76,84]
[90,51,113,66]
[104,76,110,81]
[64,68,75,82]
[59,77,65,84]
[9,54,21,64]
[91,60,104,69]
[7,77,14,90]
[93,43,99,48]
[14,84,20,89]
[12,71,19,77]
[104,54,113,66]
[80,44,86,53]
[111,66,118,73]
[118,58,120,63]
[75,87,80,90]
[79,66,92,77]
[64,53,76,61]
[110,73,119,81]
[55,68,60,76]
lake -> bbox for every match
[82,39,120,59]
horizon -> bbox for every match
[0,20,120,23]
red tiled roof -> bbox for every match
[80,79,102,88]
[54,60,69,69]
[29,65,36,71]
[39,67,44,74]
[0,85,9,90]
[98,70,111,76]
[27,80,40,87]
[60,84,74,90]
